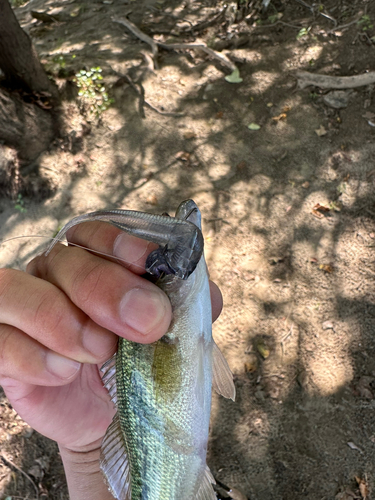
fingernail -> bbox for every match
[82,328,116,360]
[46,352,81,379]
[119,288,169,335]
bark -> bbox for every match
[0,0,58,102]
[0,87,54,161]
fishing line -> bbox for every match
[0,235,146,272]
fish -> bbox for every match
[47,199,235,500]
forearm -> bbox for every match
[59,443,114,500]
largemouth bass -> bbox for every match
[47,199,235,500]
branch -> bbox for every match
[296,70,375,89]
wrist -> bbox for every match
[59,441,113,500]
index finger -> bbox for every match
[66,220,223,321]
[66,221,157,275]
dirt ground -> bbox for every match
[1,0,375,498]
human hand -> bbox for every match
[0,221,223,454]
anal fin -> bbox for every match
[100,413,131,500]
[195,466,217,500]
[212,342,236,401]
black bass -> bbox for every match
[47,199,235,500]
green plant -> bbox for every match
[10,0,28,6]
[358,15,373,31]
[296,26,311,40]
[14,194,27,213]
[74,67,114,117]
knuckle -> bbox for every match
[70,260,105,306]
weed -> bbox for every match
[358,15,373,31]
[296,26,311,40]
[14,194,27,213]
[74,67,114,117]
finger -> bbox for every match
[65,221,222,320]
[0,268,117,364]
[65,220,157,275]
[28,244,172,344]
[209,281,223,322]
[0,323,81,385]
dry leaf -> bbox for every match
[175,151,191,162]
[272,113,287,122]
[355,476,369,499]
[146,194,158,205]
[302,181,310,188]
[315,125,327,136]
[215,111,224,119]
[312,203,330,218]
[183,131,196,140]
[319,264,333,273]
[347,442,363,453]
[282,105,291,113]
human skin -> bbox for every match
[0,221,223,500]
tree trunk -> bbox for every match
[0,0,58,102]
[0,86,55,161]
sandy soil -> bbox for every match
[1,0,375,498]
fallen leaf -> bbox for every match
[356,376,375,399]
[347,442,363,453]
[282,105,291,113]
[362,111,375,121]
[257,340,270,359]
[315,125,327,136]
[313,203,330,212]
[355,476,369,499]
[272,113,287,122]
[319,264,333,273]
[183,131,196,140]
[224,68,243,84]
[248,123,261,130]
[312,203,330,218]
[175,151,191,162]
[302,181,310,188]
[215,111,224,119]
[146,194,158,205]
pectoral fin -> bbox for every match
[212,342,236,401]
[100,413,131,500]
[100,353,118,406]
[194,466,217,500]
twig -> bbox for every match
[112,16,237,72]
[180,6,227,34]
[115,72,184,117]
[327,14,364,34]
[296,70,375,89]
[157,41,236,71]
[0,453,39,499]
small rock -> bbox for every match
[323,90,352,109]
[322,321,334,330]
